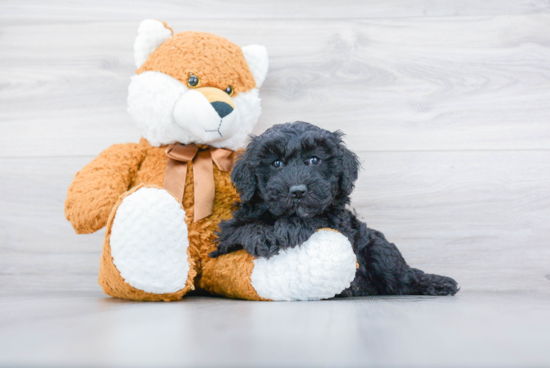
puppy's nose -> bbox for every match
[211,101,233,118]
[289,184,307,199]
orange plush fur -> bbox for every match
[66,28,266,301]
[137,32,256,95]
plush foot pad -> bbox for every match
[110,187,190,294]
[250,229,357,301]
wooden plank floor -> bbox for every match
[1,1,550,367]
[1,291,550,367]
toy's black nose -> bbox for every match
[289,184,307,199]
[211,101,233,118]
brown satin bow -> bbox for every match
[163,143,236,222]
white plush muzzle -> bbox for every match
[127,71,261,150]
[172,89,241,144]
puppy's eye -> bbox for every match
[272,160,283,168]
[306,156,321,166]
[187,74,200,88]
[224,85,234,96]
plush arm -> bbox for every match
[65,143,145,234]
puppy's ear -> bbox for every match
[231,151,257,203]
[335,132,360,196]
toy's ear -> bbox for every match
[241,45,269,88]
[231,152,258,203]
[134,19,173,69]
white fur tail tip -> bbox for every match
[250,230,357,301]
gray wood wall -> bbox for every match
[1,1,549,294]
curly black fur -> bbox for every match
[211,122,459,296]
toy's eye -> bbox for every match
[272,160,283,168]
[306,156,321,166]
[187,74,200,88]
[224,85,234,96]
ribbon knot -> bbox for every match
[163,143,236,222]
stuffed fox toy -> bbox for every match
[66,20,358,302]
[65,20,271,301]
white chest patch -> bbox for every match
[250,229,357,301]
[110,187,190,294]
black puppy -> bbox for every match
[211,122,459,296]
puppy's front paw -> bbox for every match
[250,229,357,301]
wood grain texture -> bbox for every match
[1,16,550,157]
[1,291,550,367]
[2,0,550,23]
